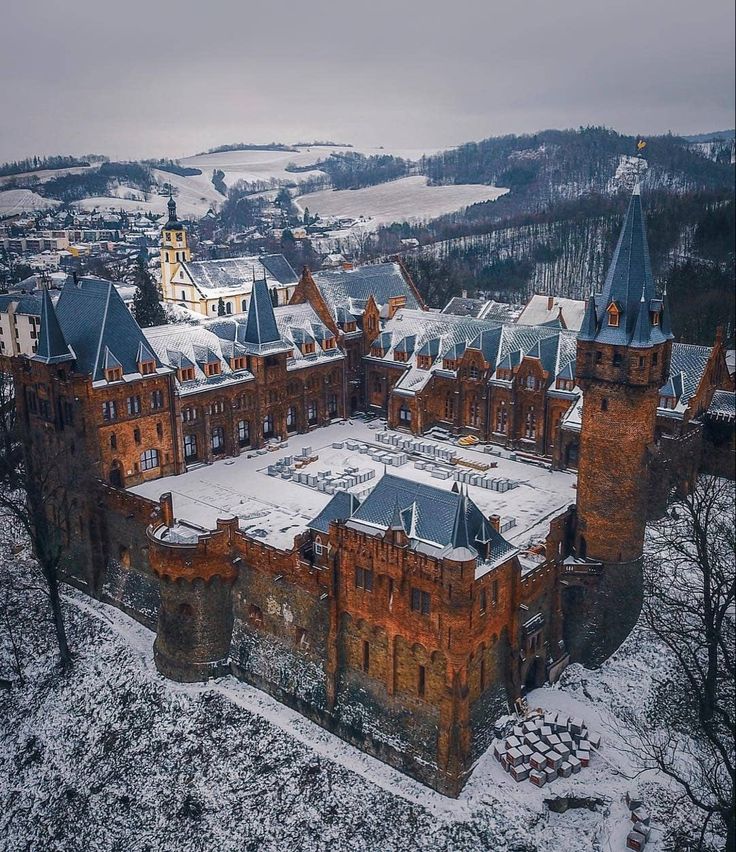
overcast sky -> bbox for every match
[0,0,733,162]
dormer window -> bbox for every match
[394,350,408,362]
[370,345,384,358]
[417,355,432,370]
[303,341,316,356]
[105,366,123,382]
[179,366,195,383]
[659,395,676,410]
[203,362,221,377]
[139,359,156,375]
[323,337,336,350]
[231,356,247,371]
[443,359,457,371]
[344,321,357,333]
[607,303,621,327]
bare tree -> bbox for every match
[0,363,73,670]
[624,475,735,849]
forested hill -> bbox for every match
[418,127,733,199]
[399,190,734,346]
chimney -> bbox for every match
[547,295,555,311]
[160,492,174,528]
[461,289,468,299]
[489,514,501,533]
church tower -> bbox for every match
[160,192,191,301]
[575,185,673,563]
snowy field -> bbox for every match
[294,176,509,228]
[129,419,577,551]
[0,538,688,852]
[180,145,442,190]
[0,188,60,217]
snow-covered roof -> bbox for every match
[311,262,420,318]
[516,295,587,332]
[175,254,297,300]
[706,389,735,422]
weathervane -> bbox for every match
[634,137,647,187]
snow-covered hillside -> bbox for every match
[1,539,711,851]
[295,176,508,229]
[0,188,60,216]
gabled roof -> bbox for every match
[53,277,163,382]
[34,288,74,365]
[311,262,422,318]
[179,254,297,299]
[346,472,515,562]
[517,295,587,332]
[136,340,156,364]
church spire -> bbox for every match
[166,188,178,227]
[242,275,281,350]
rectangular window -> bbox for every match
[211,426,224,452]
[184,434,198,459]
[140,448,159,471]
[355,566,373,591]
[182,406,197,422]
[362,640,370,673]
[102,400,116,421]
[237,420,250,447]
[491,579,499,606]
[480,588,487,614]
[417,664,426,697]
[127,395,141,415]
[411,588,431,615]
[308,401,318,424]
[151,389,164,410]
[480,658,486,692]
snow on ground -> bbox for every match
[0,188,60,216]
[0,532,685,852]
[294,176,509,229]
[129,419,577,551]
[0,165,94,188]
[179,145,443,193]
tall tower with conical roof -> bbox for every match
[575,185,673,563]
[160,191,191,301]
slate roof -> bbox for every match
[242,276,282,352]
[180,254,297,299]
[517,295,587,332]
[579,187,672,348]
[707,389,736,421]
[311,262,420,318]
[346,472,516,562]
[34,289,74,364]
[442,296,487,318]
[664,343,712,407]
[0,293,43,316]
[143,323,254,395]
[308,491,361,534]
[52,277,165,383]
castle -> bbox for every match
[9,188,733,796]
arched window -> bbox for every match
[242,299,247,312]
[226,302,233,315]
[307,401,318,425]
[133,428,141,445]
[181,290,186,301]
[110,433,117,450]
[469,364,479,380]
[526,375,536,389]
[140,448,159,471]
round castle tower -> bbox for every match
[575,184,673,564]
[147,494,238,682]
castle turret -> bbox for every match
[160,192,191,302]
[575,184,673,563]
